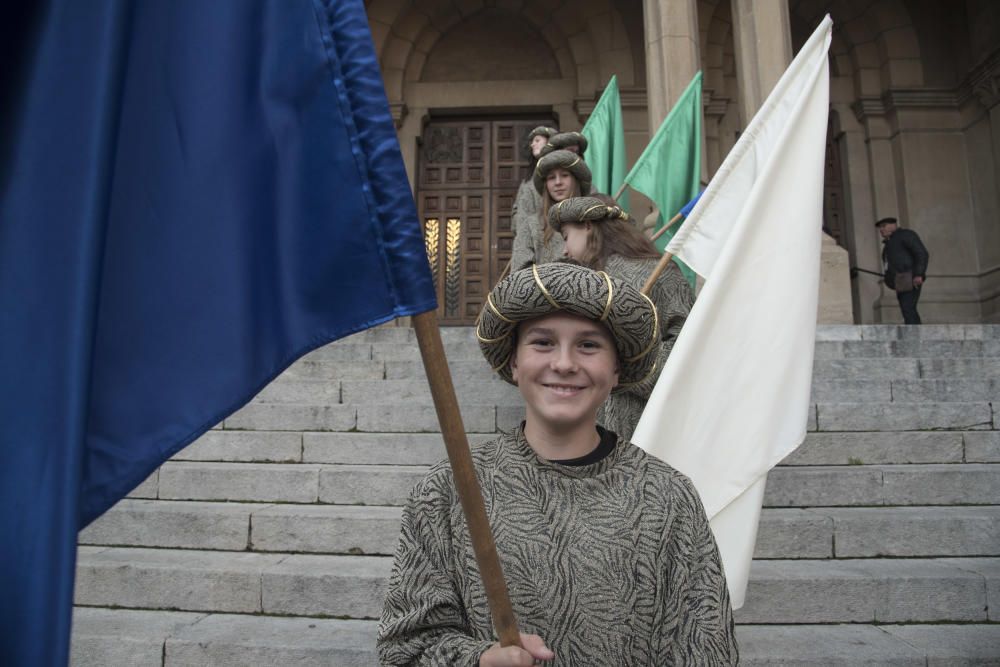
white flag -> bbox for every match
[632,16,832,609]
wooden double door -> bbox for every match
[417,118,552,325]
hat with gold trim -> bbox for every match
[533,149,593,196]
[547,196,630,233]
[527,125,558,142]
[476,262,659,392]
[539,131,589,157]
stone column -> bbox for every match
[730,0,851,322]
[642,0,701,134]
[730,0,792,127]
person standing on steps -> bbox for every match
[377,262,738,666]
[509,126,558,274]
[876,216,929,325]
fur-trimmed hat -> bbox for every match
[533,150,593,196]
[539,131,589,157]
[477,263,660,392]
[547,196,630,233]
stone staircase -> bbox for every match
[72,325,1000,666]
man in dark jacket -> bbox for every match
[876,217,930,324]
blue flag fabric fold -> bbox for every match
[679,190,704,218]
[0,2,435,664]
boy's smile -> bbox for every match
[510,312,619,437]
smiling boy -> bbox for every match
[378,263,738,666]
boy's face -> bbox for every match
[510,312,619,433]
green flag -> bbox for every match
[582,75,629,211]
[624,71,702,286]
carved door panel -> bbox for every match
[418,118,551,325]
[419,189,489,324]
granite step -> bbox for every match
[736,623,1000,666]
[735,557,999,624]
[69,607,1000,666]
[376,354,1000,382]
[172,430,998,466]
[75,548,999,624]
[74,547,391,619]
[245,376,998,406]
[70,608,376,667]
[135,460,1000,507]
[218,399,994,433]
[763,463,1000,507]
[80,500,1000,560]
[815,324,1000,341]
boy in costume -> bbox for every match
[378,263,738,666]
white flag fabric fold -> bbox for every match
[632,15,832,609]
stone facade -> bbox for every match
[367,0,1000,323]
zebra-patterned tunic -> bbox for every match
[510,180,565,272]
[598,254,694,442]
[377,426,739,666]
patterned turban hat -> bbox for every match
[477,263,660,392]
[539,131,589,157]
[547,196,631,234]
[527,125,558,142]
[533,150,593,196]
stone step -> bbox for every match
[81,500,1000,560]
[735,558,999,624]
[736,623,1000,666]
[815,323,1000,341]
[140,460,1000,507]
[173,430,1000,466]
[815,401,994,431]
[69,607,1000,666]
[813,339,998,359]
[764,463,1000,507]
[154,462,427,505]
[75,548,998,624]
[248,375,998,406]
[220,398,994,433]
[783,430,971,465]
[224,402,500,433]
[69,606,1000,667]
[75,547,391,618]
[70,608,376,667]
[376,354,1000,382]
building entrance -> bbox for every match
[417,117,553,325]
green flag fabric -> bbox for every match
[623,71,703,286]
[581,75,629,211]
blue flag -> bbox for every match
[0,2,436,664]
[679,190,704,218]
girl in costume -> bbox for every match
[509,147,592,271]
[549,195,694,441]
[509,126,557,274]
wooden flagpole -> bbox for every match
[612,182,628,201]
[411,310,522,648]
[649,211,684,244]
